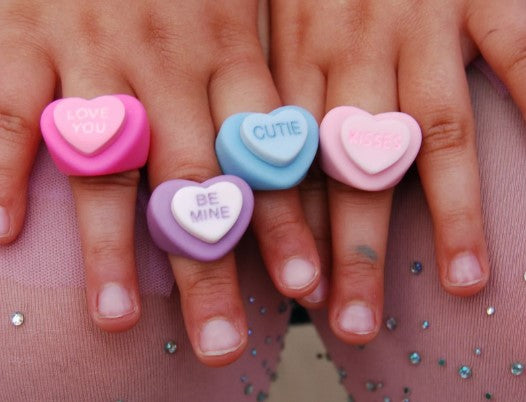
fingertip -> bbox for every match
[329,300,381,345]
[298,275,328,309]
[90,282,141,332]
[0,190,28,244]
[440,251,490,297]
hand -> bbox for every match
[0,0,321,365]
[270,0,526,343]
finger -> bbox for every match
[398,29,489,296]
[209,33,322,299]
[325,60,398,343]
[59,64,141,332]
[467,1,526,116]
[131,60,247,365]
[270,23,329,306]
[0,39,55,243]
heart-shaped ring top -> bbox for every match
[41,94,150,176]
[216,106,319,190]
[320,106,422,191]
[147,175,254,262]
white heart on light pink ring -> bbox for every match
[340,115,411,175]
[171,182,243,243]
[53,96,126,155]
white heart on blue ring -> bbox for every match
[240,110,308,167]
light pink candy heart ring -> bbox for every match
[40,95,150,176]
[320,106,422,191]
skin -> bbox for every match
[0,0,322,366]
[271,0,526,344]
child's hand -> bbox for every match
[0,0,321,365]
[271,0,526,343]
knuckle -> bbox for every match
[438,207,478,231]
[168,160,219,184]
[87,238,128,263]
[0,111,34,146]
[260,209,304,243]
[338,251,381,282]
[504,43,526,78]
[182,265,235,301]
[419,113,471,158]
[76,170,140,193]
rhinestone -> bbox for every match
[10,312,24,327]
[338,368,348,382]
[458,365,472,379]
[376,382,383,389]
[347,396,356,402]
[244,384,254,395]
[410,261,423,274]
[409,352,421,365]
[248,328,253,336]
[248,296,256,304]
[511,362,524,376]
[356,345,366,350]
[251,348,257,357]
[240,375,248,383]
[403,399,410,402]
[438,358,447,367]
[259,307,268,315]
[385,317,397,331]
[316,353,323,359]
[257,391,268,402]
[486,306,495,316]
[278,301,288,314]
[265,336,272,345]
[383,398,391,402]
[422,320,430,330]
[269,372,278,382]
[474,347,482,356]
[485,393,493,400]
[164,341,177,354]
[403,387,411,395]
[365,381,377,392]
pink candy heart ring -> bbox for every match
[320,106,422,191]
[40,95,150,176]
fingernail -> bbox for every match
[304,276,328,304]
[0,207,10,236]
[448,252,483,286]
[339,302,375,335]
[97,283,134,318]
[200,318,242,356]
[281,258,317,289]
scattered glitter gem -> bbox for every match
[262,360,268,368]
[164,341,177,354]
[409,352,422,365]
[376,382,383,389]
[251,348,257,357]
[474,347,482,356]
[410,261,423,274]
[348,396,355,402]
[356,345,366,350]
[259,307,268,315]
[269,372,278,382]
[458,365,472,379]
[248,328,253,336]
[316,353,323,359]
[385,317,397,331]
[511,362,524,376]
[244,384,254,395]
[338,368,348,383]
[278,301,288,314]
[438,358,447,367]
[365,381,377,392]
[422,320,430,330]
[486,306,495,316]
[240,375,248,383]
[248,296,256,304]
[403,399,410,402]
[403,387,411,395]
[256,391,268,402]
[485,393,493,400]
[325,353,332,361]
[265,336,272,345]
[10,312,24,327]
[383,398,391,402]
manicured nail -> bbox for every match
[200,318,242,356]
[304,276,328,304]
[0,207,10,236]
[339,302,375,335]
[448,252,483,286]
[97,283,134,318]
[281,258,317,290]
